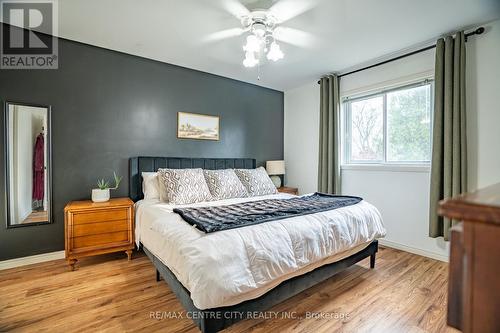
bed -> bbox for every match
[130,157,386,333]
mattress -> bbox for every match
[135,193,386,310]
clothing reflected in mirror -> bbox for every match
[5,102,51,227]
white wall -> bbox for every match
[284,19,500,261]
[284,82,320,194]
[341,168,448,260]
[466,19,500,190]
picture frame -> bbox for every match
[177,112,220,141]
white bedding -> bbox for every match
[135,193,386,310]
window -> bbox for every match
[344,80,433,165]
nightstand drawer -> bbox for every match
[73,231,129,249]
[65,198,134,270]
[72,209,128,224]
[73,219,129,237]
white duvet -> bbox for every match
[135,193,386,310]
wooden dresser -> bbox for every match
[438,183,500,333]
[64,198,134,270]
[278,186,299,195]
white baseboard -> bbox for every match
[0,251,65,270]
[379,239,449,263]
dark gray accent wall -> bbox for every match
[0,33,283,260]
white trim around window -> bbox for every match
[341,164,431,173]
[342,77,434,167]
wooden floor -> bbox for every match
[21,210,48,224]
[0,247,457,333]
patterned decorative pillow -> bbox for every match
[157,168,213,204]
[203,169,248,200]
[234,167,278,197]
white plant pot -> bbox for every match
[92,188,110,203]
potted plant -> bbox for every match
[91,171,123,203]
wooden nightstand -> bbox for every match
[64,198,134,271]
[277,186,299,195]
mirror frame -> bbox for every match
[4,101,53,228]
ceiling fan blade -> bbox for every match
[274,26,317,48]
[220,0,250,19]
[203,28,245,43]
[269,0,318,23]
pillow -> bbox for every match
[234,167,278,197]
[203,169,248,200]
[142,172,160,200]
[157,168,213,204]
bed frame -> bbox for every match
[129,156,378,333]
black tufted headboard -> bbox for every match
[129,157,256,202]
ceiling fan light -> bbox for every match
[243,52,258,68]
[267,42,284,61]
[240,10,285,69]
[243,35,261,53]
[243,57,258,68]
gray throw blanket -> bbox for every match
[173,192,362,233]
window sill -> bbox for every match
[341,164,431,173]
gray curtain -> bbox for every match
[318,75,341,194]
[429,32,467,240]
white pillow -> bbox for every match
[234,167,278,197]
[203,169,248,200]
[142,172,160,200]
[158,168,213,204]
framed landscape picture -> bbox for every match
[177,112,220,141]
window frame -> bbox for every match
[343,79,434,166]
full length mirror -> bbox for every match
[5,102,51,228]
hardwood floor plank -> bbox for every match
[0,247,456,333]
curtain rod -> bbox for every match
[317,27,485,84]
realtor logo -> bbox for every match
[1,0,58,69]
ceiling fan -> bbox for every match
[205,0,318,68]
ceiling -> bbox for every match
[9,0,500,91]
